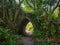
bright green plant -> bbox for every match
[25,22,33,32]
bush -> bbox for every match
[33,17,60,45]
[0,28,17,45]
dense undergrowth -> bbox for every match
[0,18,22,45]
[0,28,16,45]
[32,17,60,45]
[0,28,23,45]
[0,0,60,45]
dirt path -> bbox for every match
[17,30,34,45]
[21,36,34,45]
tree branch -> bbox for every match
[14,0,24,23]
[42,7,49,15]
[51,0,59,14]
[26,0,34,9]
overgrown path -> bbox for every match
[21,36,34,45]
[17,30,34,45]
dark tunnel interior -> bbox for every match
[18,18,29,35]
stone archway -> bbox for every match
[18,18,29,35]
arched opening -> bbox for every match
[18,18,34,36]
[24,22,33,36]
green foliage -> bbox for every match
[33,17,60,45]
[0,18,4,23]
[0,28,18,45]
[34,38,60,45]
[0,0,60,45]
[52,7,59,18]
